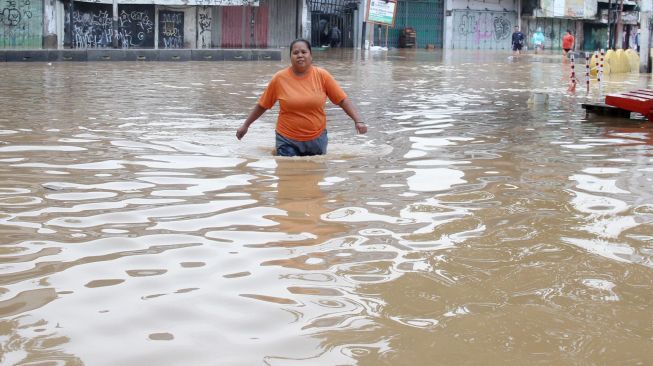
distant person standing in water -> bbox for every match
[511,26,525,56]
[532,28,545,53]
[236,39,367,157]
[329,25,341,48]
[562,30,574,57]
[318,19,329,46]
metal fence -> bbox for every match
[307,0,358,48]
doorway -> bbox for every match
[307,0,357,48]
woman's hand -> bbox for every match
[354,122,367,134]
[236,104,268,141]
[236,124,249,140]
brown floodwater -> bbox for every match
[1,49,653,365]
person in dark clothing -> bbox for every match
[511,26,525,56]
[329,26,341,48]
[318,19,329,46]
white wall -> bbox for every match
[56,0,65,48]
[302,0,310,40]
[44,0,57,39]
[444,0,519,49]
[197,6,212,48]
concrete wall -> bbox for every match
[44,0,57,48]
[301,0,310,40]
[56,0,65,48]
[197,6,212,48]
[0,0,43,48]
[449,10,516,50]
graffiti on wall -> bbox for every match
[117,5,154,48]
[0,0,43,48]
[452,10,515,50]
[158,10,183,49]
[71,4,113,48]
[65,3,155,48]
[198,6,211,48]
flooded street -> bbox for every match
[1,50,653,365]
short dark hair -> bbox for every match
[566,29,571,33]
[289,39,311,55]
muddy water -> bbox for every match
[1,50,653,365]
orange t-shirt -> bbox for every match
[258,66,347,141]
[562,34,574,49]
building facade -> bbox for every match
[519,0,640,52]
[0,0,302,49]
[0,0,644,52]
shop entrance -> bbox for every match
[307,0,358,48]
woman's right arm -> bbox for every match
[236,104,267,140]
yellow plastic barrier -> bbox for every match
[588,49,639,76]
[604,49,616,75]
[604,62,611,75]
[609,49,630,74]
[625,49,640,73]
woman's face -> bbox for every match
[290,41,312,73]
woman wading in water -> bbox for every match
[236,39,367,156]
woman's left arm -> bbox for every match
[338,98,367,134]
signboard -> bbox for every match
[553,0,564,17]
[565,0,584,17]
[366,0,397,26]
[537,0,597,19]
[74,0,259,5]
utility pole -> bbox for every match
[614,0,624,49]
[607,0,612,49]
[640,0,652,72]
[112,0,119,48]
[69,0,74,48]
[517,0,521,29]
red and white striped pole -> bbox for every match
[598,49,604,87]
[569,53,576,92]
[585,52,590,93]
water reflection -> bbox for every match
[1,50,653,364]
[267,159,339,248]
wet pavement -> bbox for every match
[1,49,653,365]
